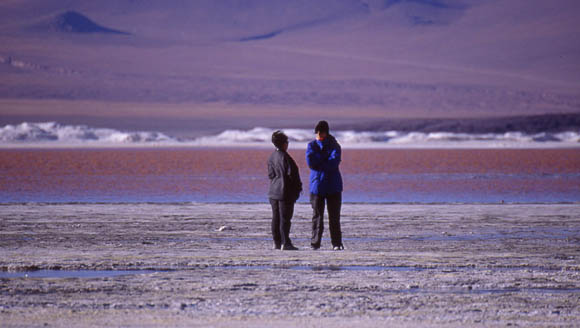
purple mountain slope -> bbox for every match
[0,0,578,135]
[40,11,130,35]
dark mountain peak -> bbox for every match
[361,0,454,10]
[50,10,129,35]
[386,0,452,8]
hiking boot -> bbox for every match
[281,244,299,251]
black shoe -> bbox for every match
[281,244,298,251]
[333,245,344,251]
[273,243,281,250]
[310,245,320,250]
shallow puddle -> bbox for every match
[289,265,422,271]
[215,265,562,273]
[411,228,579,241]
[0,270,158,279]
[380,287,580,295]
[215,265,427,272]
[434,287,580,295]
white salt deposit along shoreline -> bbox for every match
[0,122,579,149]
[1,203,579,327]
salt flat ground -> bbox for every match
[1,203,579,327]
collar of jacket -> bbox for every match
[315,134,337,148]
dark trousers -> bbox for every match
[269,199,294,247]
[310,192,342,248]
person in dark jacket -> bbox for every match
[306,120,344,250]
[268,130,302,250]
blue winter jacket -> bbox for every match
[306,135,343,196]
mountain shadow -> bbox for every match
[239,30,283,42]
[385,0,452,9]
[47,11,129,35]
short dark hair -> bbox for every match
[314,120,330,134]
[271,130,288,149]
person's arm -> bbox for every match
[306,142,324,170]
[285,155,302,201]
[285,155,293,178]
[267,157,276,180]
[325,142,341,170]
[315,138,341,171]
[285,156,301,184]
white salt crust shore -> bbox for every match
[1,121,580,149]
[0,203,579,327]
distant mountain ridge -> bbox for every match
[0,0,578,132]
[47,11,129,35]
[336,113,580,134]
[2,0,471,39]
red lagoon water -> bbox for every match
[1,148,579,203]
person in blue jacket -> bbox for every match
[306,121,344,250]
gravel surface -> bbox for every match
[1,203,579,327]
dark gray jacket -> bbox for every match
[268,149,302,201]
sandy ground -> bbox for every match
[1,203,579,327]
